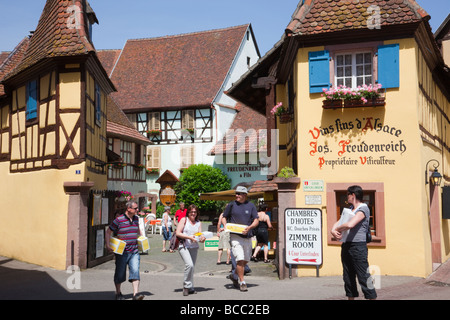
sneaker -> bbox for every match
[240,282,248,292]
[115,292,124,300]
[183,288,189,296]
[132,294,144,300]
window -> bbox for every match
[308,43,400,93]
[181,110,195,130]
[147,147,160,169]
[180,145,195,169]
[137,113,148,134]
[326,183,385,246]
[335,52,373,88]
[26,80,38,121]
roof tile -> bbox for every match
[286,0,430,35]
[109,25,250,111]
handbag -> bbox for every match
[366,227,372,243]
[169,233,183,250]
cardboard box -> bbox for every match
[203,236,219,251]
[225,223,248,234]
[109,236,126,255]
[137,236,150,253]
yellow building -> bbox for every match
[229,0,450,278]
[0,1,116,270]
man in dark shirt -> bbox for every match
[223,186,259,292]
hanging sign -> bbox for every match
[285,208,323,266]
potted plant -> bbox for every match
[271,102,292,123]
[113,162,126,169]
[186,128,195,135]
[273,166,301,191]
[358,83,385,107]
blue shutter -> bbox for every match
[309,50,330,93]
[377,44,399,89]
[26,80,37,120]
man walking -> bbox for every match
[106,201,145,300]
[223,186,259,292]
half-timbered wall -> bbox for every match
[85,70,108,181]
[9,70,57,172]
[418,49,450,181]
[0,102,10,161]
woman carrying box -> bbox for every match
[175,204,206,296]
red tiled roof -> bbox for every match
[286,0,430,35]
[109,25,250,112]
[97,49,121,77]
[3,0,97,81]
[107,96,151,145]
[0,38,30,96]
[209,103,267,155]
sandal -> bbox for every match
[264,259,270,263]
[162,249,167,252]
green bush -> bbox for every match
[174,164,231,213]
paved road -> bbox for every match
[1,229,449,301]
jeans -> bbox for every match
[162,226,171,241]
[341,242,377,299]
[179,246,198,289]
[114,251,141,284]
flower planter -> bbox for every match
[344,97,385,108]
[322,99,343,109]
[279,113,292,124]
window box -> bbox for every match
[322,99,343,109]
[146,168,159,175]
[344,97,385,108]
[279,112,293,123]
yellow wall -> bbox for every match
[0,162,85,270]
[0,66,108,269]
[281,38,449,277]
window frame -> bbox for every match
[334,51,374,88]
[326,42,381,90]
[326,182,385,247]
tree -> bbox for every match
[174,164,231,213]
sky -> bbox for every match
[0,0,448,56]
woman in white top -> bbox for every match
[161,206,173,252]
[176,204,205,296]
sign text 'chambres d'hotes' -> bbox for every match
[285,208,322,266]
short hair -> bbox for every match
[126,201,138,209]
[347,185,363,201]
[258,203,268,212]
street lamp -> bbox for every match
[425,159,443,186]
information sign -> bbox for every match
[285,208,323,266]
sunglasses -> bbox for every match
[236,193,246,196]
[130,207,139,210]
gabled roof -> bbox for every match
[2,0,98,81]
[109,25,253,112]
[286,0,429,36]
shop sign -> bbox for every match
[303,180,324,192]
[285,208,322,266]
[308,117,407,169]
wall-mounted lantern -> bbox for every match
[425,159,443,186]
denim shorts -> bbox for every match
[114,251,141,284]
